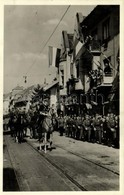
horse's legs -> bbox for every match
[15,125,18,143]
[47,132,53,151]
[44,132,47,153]
[30,127,32,139]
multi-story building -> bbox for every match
[66,5,119,115]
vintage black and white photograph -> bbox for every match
[3,3,120,191]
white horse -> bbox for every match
[38,112,53,153]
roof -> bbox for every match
[15,85,35,103]
[81,5,119,30]
[43,80,58,91]
[12,85,24,91]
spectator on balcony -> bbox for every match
[104,63,112,76]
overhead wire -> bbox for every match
[18,5,71,85]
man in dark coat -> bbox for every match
[83,114,92,142]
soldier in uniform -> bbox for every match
[102,115,108,145]
[64,115,68,136]
[107,113,117,147]
[83,114,92,142]
[66,115,72,137]
[76,115,84,140]
[93,113,103,144]
[71,114,77,139]
[58,112,64,136]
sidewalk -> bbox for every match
[26,131,119,175]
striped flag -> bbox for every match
[48,46,61,67]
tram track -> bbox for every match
[27,140,87,191]
[4,135,87,191]
[26,138,119,191]
[54,144,119,176]
[4,134,119,191]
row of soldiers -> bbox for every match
[57,112,119,148]
[7,106,119,148]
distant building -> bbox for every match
[3,93,11,115]
[14,85,35,112]
[9,85,24,111]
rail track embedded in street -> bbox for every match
[54,144,119,176]
[27,141,87,191]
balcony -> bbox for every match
[97,74,113,88]
[89,40,101,52]
[103,75,113,84]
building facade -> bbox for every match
[58,5,119,116]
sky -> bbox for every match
[4,5,96,94]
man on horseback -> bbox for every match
[37,102,53,152]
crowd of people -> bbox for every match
[57,112,119,148]
[4,105,119,148]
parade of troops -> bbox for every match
[6,103,119,149]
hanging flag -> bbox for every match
[48,46,61,67]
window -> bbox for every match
[91,28,98,40]
[102,18,110,41]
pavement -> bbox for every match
[27,131,119,174]
[3,131,119,191]
[3,134,81,191]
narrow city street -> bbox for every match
[3,131,119,191]
[3,4,121,193]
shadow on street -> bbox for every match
[3,168,20,191]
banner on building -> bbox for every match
[48,46,61,67]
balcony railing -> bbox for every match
[102,74,113,84]
[96,74,113,87]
